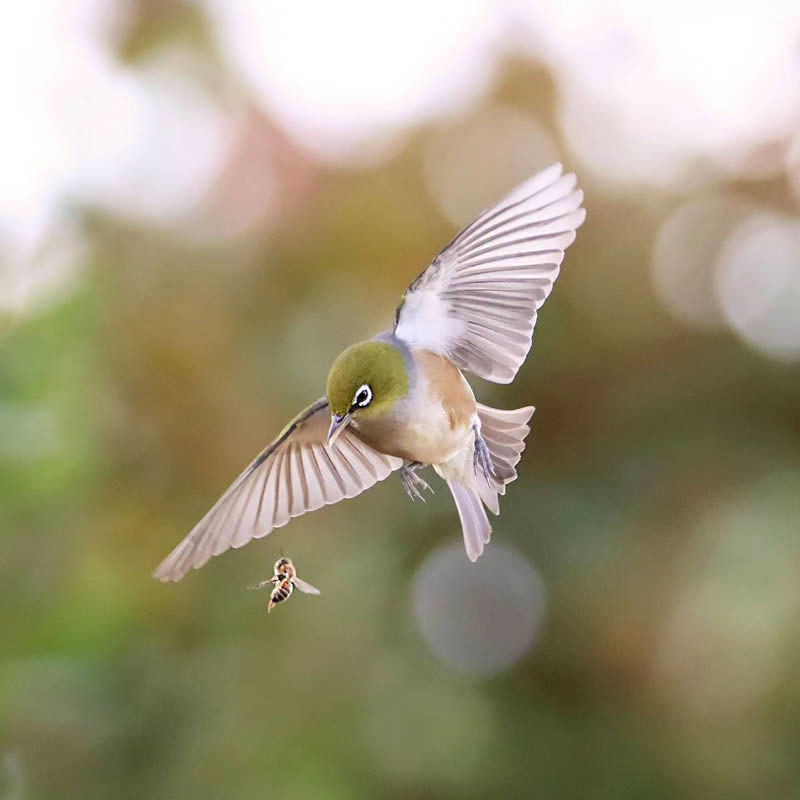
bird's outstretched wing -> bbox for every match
[393,163,585,383]
[153,398,402,582]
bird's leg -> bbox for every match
[400,461,434,502]
[473,423,496,482]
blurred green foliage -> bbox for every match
[2,10,800,800]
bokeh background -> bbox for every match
[2,1,800,798]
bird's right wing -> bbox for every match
[394,163,585,383]
[153,398,402,582]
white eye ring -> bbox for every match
[353,384,373,408]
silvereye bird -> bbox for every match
[154,163,585,581]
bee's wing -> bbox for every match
[292,577,321,595]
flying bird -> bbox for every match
[154,163,585,581]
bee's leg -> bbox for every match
[473,423,496,482]
[400,462,434,502]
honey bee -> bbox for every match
[249,556,321,612]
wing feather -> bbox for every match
[304,446,327,510]
[153,398,402,581]
[394,163,585,383]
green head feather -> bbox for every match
[327,341,409,419]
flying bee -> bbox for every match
[249,556,321,613]
[267,575,294,611]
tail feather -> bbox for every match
[475,472,501,516]
[447,480,492,562]
[448,404,535,562]
[473,403,535,525]
[477,403,534,494]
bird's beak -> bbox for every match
[327,412,352,445]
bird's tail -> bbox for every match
[474,403,535,515]
[446,479,492,562]
[447,404,535,562]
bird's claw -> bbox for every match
[400,464,434,502]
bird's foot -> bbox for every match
[400,462,434,502]
[473,427,496,482]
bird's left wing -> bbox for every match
[153,398,402,582]
[394,163,585,383]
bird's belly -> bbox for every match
[353,406,471,465]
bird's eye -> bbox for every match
[353,384,373,408]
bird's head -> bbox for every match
[326,341,409,444]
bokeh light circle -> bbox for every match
[517,0,800,188]
[423,106,558,228]
[715,212,800,361]
[651,194,754,330]
[652,473,800,723]
[411,542,546,677]
[205,0,501,162]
